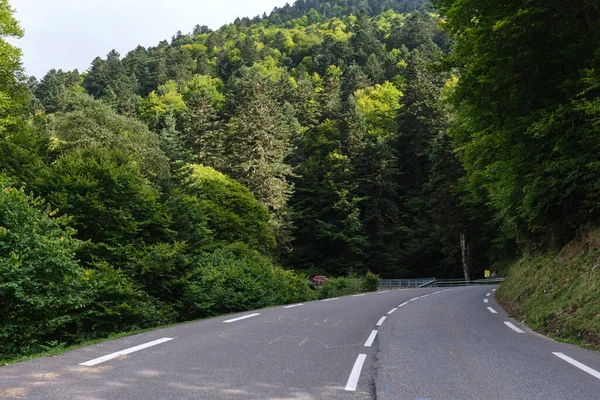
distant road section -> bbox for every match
[1,286,600,399]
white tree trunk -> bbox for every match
[460,232,469,281]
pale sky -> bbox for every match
[10,0,291,78]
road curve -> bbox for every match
[1,286,599,399]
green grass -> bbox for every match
[498,227,600,350]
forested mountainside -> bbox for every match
[28,0,494,282]
[3,0,597,358]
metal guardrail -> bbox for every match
[379,277,505,289]
[379,278,436,289]
[432,278,505,287]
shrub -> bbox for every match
[318,275,365,298]
[362,271,381,291]
[0,180,91,356]
[78,262,176,336]
[181,244,312,318]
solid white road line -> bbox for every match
[484,299,489,303]
[284,304,304,309]
[487,307,498,314]
[486,293,491,297]
[223,313,261,323]
[345,354,367,391]
[504,321,525,333]
[364,330,378,347]
[378,291,390,294]
[387,308,398,315]
[398,302,408,307]
[79,338,174,366]
[410,297,420,301]
[321,298,339,302]
[376,316,387,326]
[352,294,367,297]
[553,353,600,380]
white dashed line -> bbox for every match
[504,321,525,333]
[352,294,367,297]
[223,313,261,323]
[487,307,498,314]
[398,302,408,307]
[553,353,600,380]
[432,291,441,295]
[484,299,489,303]
[79,338,174,366]
[387,308,398,315]
[410,297,420,301]
[378,291,390,294]
[364,330,378,347]
[442,289,453,292]
[321,298,339,302]
[284,304,304,309]
[492,289,497,292]
[345,354,367,391]
[376,316,387,326]
[486,293,491,297]
[420,294,430,298]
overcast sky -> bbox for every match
[11,0,291,78]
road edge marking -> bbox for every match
[79,338,174,366]
[553,352,600,380]
[223,313,261,323]
[284,304,304,309]
[345,354,367,391]
[504,321,525,333]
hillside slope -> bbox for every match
[498,228,600,348]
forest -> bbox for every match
[1,0,598,358]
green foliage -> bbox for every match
[48,93,170,180]
[79,262,176,336]
[363,271,381,291]
[0,179,90,356]
[33,148,171,261]
[224,66,298,250]
[188,165,276,253]
[317,275,364,298]
[181,244,314,317]
[498,228,600,348]
[434,0,600,248]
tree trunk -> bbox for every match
[460,232,469,281]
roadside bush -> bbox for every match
[181,243,313,318]
[0,180,91,357]
[318,273,380,298]
[78,262,176,336]
[318,275,365,298]
[362,271,381,291]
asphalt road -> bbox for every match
[2,286,600,399]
